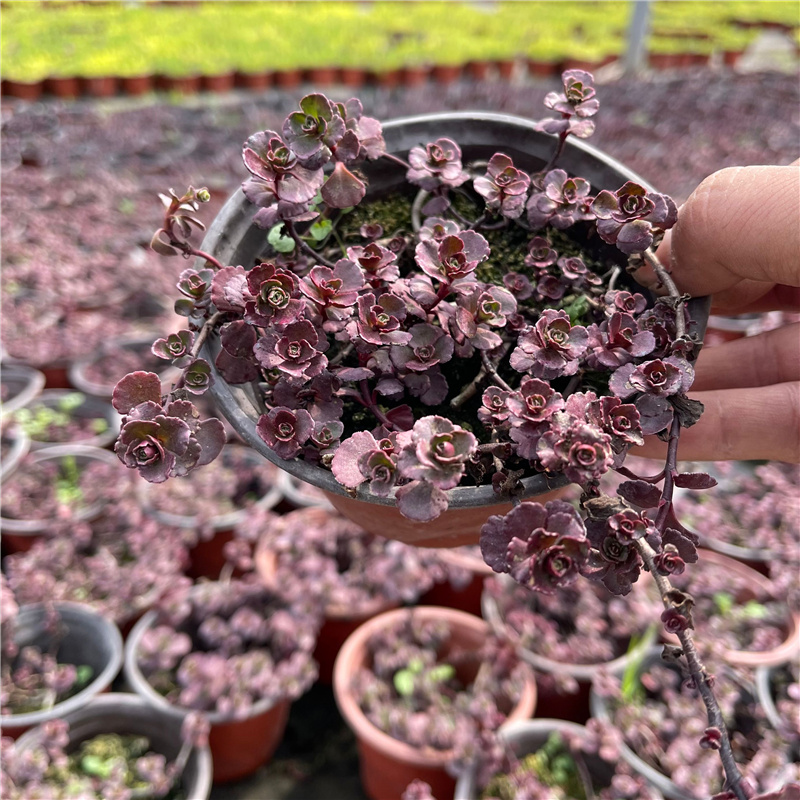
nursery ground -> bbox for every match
[1,49,798,800]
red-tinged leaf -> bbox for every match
[395,480,449,522]
[194,418,226,467]
[617,479,662,509]
[385,404,414,431]
[673,472,718,490]
[150,229,179,257]
[321,162,366,209]
[112,372,163,415]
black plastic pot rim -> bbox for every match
[199,110,711,511]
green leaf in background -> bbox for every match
[393,669,415,697]
[267,223,295,254]
[308,218,332,242]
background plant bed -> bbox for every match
[332,605,537,800]
[199,111,710,549]
[10,390,119,451]
[0,602,123,740]
[0,445,129,554]
[11,693,213,800]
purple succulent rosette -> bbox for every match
[473,153,531,219]
[539,69,599,139]
[480,500,589,593]
[406,137,469,191]
[526,169,594,230]
[510,308,589,380]
[592,181,678,255]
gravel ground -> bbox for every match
[1,60,798,799]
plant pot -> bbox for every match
[455,717,666,799]
[1,364,46,417]
[201,72,236,93]
[722,50,744,68]
[14,693,213,799]
[69,334,181,399]
[482,573,657,723]
[273,69,303,89]
[0,602,123,739]
[494,59,517,80]
[755,661,799,745]
[3,79,44,101]
[648,53,685,70]
[157,74,202,94]
[465,60,491,81]
[0,445,122,554]
[339,67,368,88]
[124,608,293,783]
[399,64,430,88]
[276,469,334,509]
[527,59,558,78]
[0,427,30,483]
[11,389,120,451]
[420,546,493,617]
[659,549,800,668]
[79,76,117,98]
[431,64,462,84]
[333,606,537,800]
[197,111,710,549]
[44,76,80,98]
[234,70,273,90]
[369,68,402,88]
[304,66,338,86]
[138,443,283,578]
[119,74,154,96]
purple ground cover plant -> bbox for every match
[110,71,770,797]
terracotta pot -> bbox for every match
[333,606,537,800]
[482,574,657,723]
[339,67,368,88]
[38,362,73,390]
[139,443,282,579]
[44,76,80,98]
[157,74,202,94]
[399,65,429,88]
[431,64,462,84]
[3,80,44,101]
[0,445,121,555]
[527,58,558,78]
[273,69,303,89]
[304,66,337,86]
[119,74,153,96]
[419,546,493,616]
[124,608,292,783]
[648,52,685,70]
[369,68,401,88]
[13,389,120,451]
[0,602,123,740]
[15,694,213,798]
[79,76,117,98]
[455,717,666,799]
[660,549,800,668]
[197,112,710,549]
[465,60,491,81]
[494,59,516,80]
[234,70,273,90]
[201,72,236,92]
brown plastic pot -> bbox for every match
[369,68,401,89]
[157,74,202,94]
[44,76,80,98]
[431,64,462,84]
[648,52,685,70]
[119,74,153,96]
[3,79,44,101]
[234,70,273,90]
[198,112,710,550]
[79,76,117,98]
[339,67,368,88]
[124,608,293,783]
[465,60,491,81]
[201,73,236,93]
[494,59,516,80]
[333,606,537,800]
[304,66,337,86]
[660,549,800,668]
[273,69,303,89]
[527,59,558,78]
[399,64,429,88]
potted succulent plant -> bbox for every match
[110,72,709,549]
[3,497,190,635]
[332,605,537,800]
[252,504,445,681]
[455,717,664,800]
[123,574,321,783]
[0,364,46,418]
[0,592,124,741]
[8,390,119,451]
[0,445,130,554]
[3,695,212,799]
[590,647,800,800]
[755,659,800,749]
[481,572,658,722]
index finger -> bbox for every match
[653,164,800,301]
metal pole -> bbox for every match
[625,0,653,75]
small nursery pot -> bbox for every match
[333,606,537,800]
[0,602,123,739]
[659,549,800,668]
[0,445,121,554]
[124,610,291,783]
[420,545,494,617]
[198,111,710,549]
[0,426,30,483]
[454,717,665,800]
[15,693,213,800]
[0,364,46,416]
[13,389,120,451]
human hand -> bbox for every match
[633,163,800,463]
